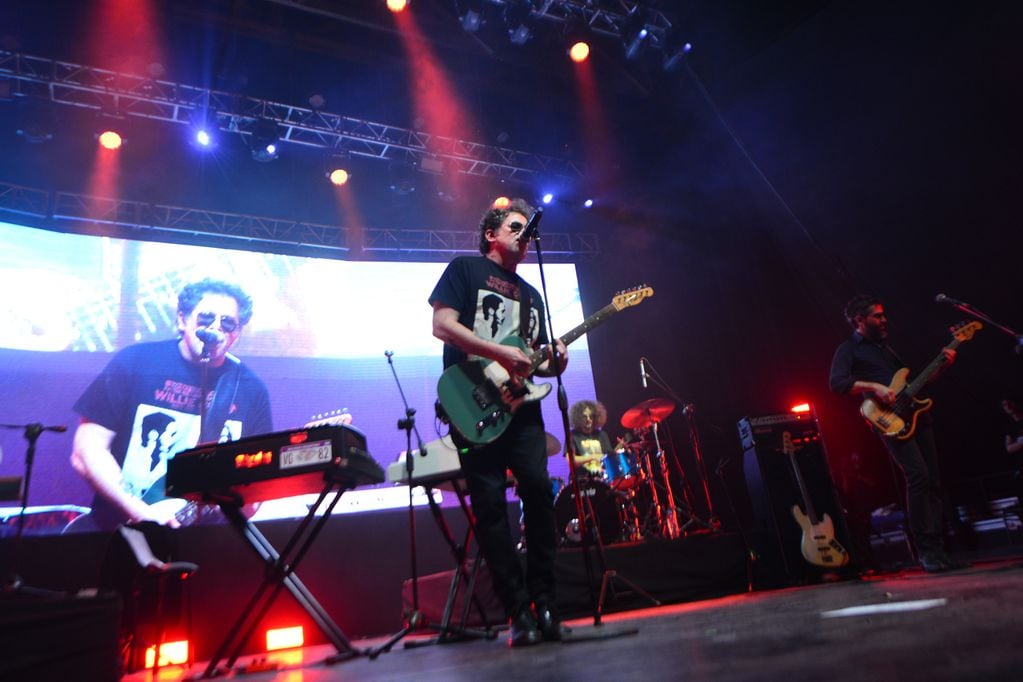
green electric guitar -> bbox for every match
[438,286,654,445]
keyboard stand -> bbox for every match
[405,478,497,647]
[199,476,364,678]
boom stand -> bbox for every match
[368,352,491,659]
[1,422,67,594]
[530,214,655,642]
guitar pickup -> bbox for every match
[471,385,497,410]
[476,409,504,435]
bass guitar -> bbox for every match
[860,321,981,440]
[438,286,654,445]
[783,431,849,568]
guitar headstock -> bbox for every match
[950,321,982,342]
[781,430,795,455]
[305,409,352,427]
[612,285,654,311]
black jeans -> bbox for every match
[883,423,945,555]
[454,403,557,618]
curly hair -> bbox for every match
[478,198,535,254]
[569,400,607,431]
[177,278,254,327]
[843,293,882,329]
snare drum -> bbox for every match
[601,449,642,490]
[554,479,622,545]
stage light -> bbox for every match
[503,1,535,45]
[457,0,485,33]
[195,129,212,147]
[249,119,281,162]
[492,196,510,209]
[583,198,593,208]
[328,168,350,186]
[15,98,55,144]
[541,193,554,205]
[266,626,304,651]
[144,640,189,668]
[98,130,123,150]
[388,161,417,195]
[569,41,590,63]
[622,8,650,61]
[790,403,812,414]
[386,0,408,12]
[663,41,693,72]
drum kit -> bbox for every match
[553,397,710,546]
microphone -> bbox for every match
[640,357,648,388]
[196,328,225,345]
[935,293,967,306]
[518,207,543,244]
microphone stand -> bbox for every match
[939,297,1023,354]
[198,337,215,442]
[1,422,67,595]
[530,214,650,642]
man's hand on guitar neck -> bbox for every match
[931,348,956,382]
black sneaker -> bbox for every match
[919,552,950,573]
[535,603,566,642]
[937,552,971,571]
[509,607,541,647]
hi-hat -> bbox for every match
[620,398,675,430]
[545,432,562,456]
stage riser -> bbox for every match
[3,504,747,662]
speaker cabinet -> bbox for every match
[738,413,853,586]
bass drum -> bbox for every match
[554,479,622,546]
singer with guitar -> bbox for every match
[430,198,567,647]
[69,279,273,532]
[829,294,967,573]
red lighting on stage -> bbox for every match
[234,450,273,469]
[266,626,304,651]
[386,0,408,12]
[790,403,812,414]
[328,169,350,186]
[492,196,510,209]
[144,640,189,668]
[98,130,123,150]
[569,41,590,63]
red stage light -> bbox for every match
[790,403,811,414]
[266,625,304,651]
[569,41,590,63]
[144,640,189,668]
[386,0,408,13]
[98,130,123,150]
[492,196,510,209]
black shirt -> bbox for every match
[828,331,905,395]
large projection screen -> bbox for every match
[0,221,596,528]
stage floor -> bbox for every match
[125,557,1023,682]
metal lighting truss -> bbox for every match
[0,180,598,258]
[0,50,584,182]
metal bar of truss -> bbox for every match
[0,182,596,258]
[0,51,584,182]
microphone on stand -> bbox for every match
[517,207,543,244]
[935,293,968,306]
[196,328,225,345]
[640,357,648,388]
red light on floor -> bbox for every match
[386,0,408,12]
[569,41,590,63]
[98,130,123,150]
[144,640,189,668]
[266,625,304,651]
[790,403,811,414]
[492,196,510,209]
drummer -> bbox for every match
[567,400,613,478]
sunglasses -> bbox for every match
[196,311,240,333]
[506,221,525,234]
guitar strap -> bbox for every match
[200,357,243,444]
[518,279,532,344]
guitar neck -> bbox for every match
[904,337,961,397]
[785,437,820,524]
[528,301,620,371]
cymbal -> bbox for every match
[620,398,676,430]
[545,432,562,457]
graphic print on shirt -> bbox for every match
[474,289,519,342]
[120,403,241,501]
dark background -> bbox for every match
[1,0,1020,531]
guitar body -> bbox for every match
[791,505,850,568]
[438,336,552,445]
[860,368,934,440]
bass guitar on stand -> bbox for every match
[783,431,849,568]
